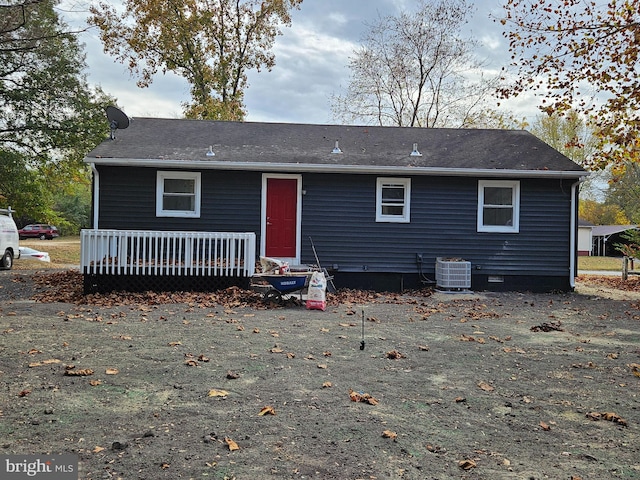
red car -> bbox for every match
[18,224,59,240]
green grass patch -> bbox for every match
[578,256,622,271]
[16,236,80,269]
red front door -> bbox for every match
[265,177,298,258]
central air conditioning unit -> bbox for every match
[435,257,471,290]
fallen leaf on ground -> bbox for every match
[426,444,445,453]
[89,380,102,386]
[92,446,105,453]
[226,371,240,379]
[105,368,119,375]
[349,389,378,405]
[18,389,31,397]
[64,368,94,376]
[530,321,563,332]
[382,430,397,440]
[539,421,551,431]
[208,389,229,397]
[269,346,283,353]
[168,341,182,346]
[184,359,199,367]
[317,364,327,369]
[418,345,429,351]
[385,350,405,359]
[322,381,332,388]
[459,459,477,470]
[586,411,628,426]
[225,437,240,451]
[29,359,61,367]
[628,363,640,377]
[258,406,276,416]
[602,411,628,426]
[477,381,494,392]
[503,347,526,354]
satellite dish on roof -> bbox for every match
[105,106,130,140]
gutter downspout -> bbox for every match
[91,163,99,229]
[570,178,585,289]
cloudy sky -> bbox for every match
[62,0,540,124]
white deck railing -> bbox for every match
[81,229,256,277]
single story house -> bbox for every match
[82,116,588,293]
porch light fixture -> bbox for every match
[332,140,342,154]
[206,145,215,157]
[410,143,422,157]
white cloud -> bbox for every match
[65,0,540,124]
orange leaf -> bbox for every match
[382,430,397,440]
[539,421,551,431]
[105,368,119,375]
[258,406,276,416]
[225,437,240,451]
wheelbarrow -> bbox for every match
[255,272,313,304]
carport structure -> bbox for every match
[591,225,639,256]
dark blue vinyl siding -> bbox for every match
[96,166,576,286]
[97,167,262,233]
[299,175,574,279]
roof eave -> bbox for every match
[86,157,589,179]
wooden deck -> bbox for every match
[81,229,256,293]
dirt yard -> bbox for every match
[1,270,640,480]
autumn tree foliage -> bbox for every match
[89,0,303,121]
[498,0,640,170]
[331,0,496,128]
[579,199,629,225]
[0,0,112,223]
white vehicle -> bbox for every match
[18,246,51,263]
[0,208,20,270]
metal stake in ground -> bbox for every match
[360,308,365,350]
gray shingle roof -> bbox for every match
[86,118,587,178]
[591,225,638,237]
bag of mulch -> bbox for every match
[260,256,283,274]
[306,271,327,311]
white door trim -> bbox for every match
[260,173,302,265]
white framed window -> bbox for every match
[477,180,520,233]
[376,177,411,223]
[156,171,201,218]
